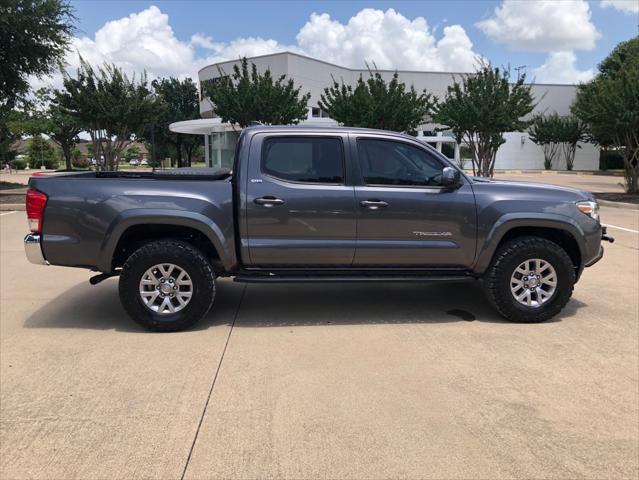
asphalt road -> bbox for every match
[1,206,637,479]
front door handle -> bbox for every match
[254,196,284,207]
[360,200,389,210]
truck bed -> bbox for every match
[28,168,237,273]
[42,167,232,181]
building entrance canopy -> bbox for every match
[170,119,239,169]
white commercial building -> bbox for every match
[171,52,598,171]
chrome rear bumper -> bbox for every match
[24,234,48,265]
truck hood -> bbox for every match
[470,176,594,201]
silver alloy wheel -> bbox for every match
[510,258,557,308]
[139,263,193,314]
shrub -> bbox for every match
[72,156,90,169]
[10,158,26,170]
[28,157,59,170]
[25,135,58,169]
[600,150,625,170]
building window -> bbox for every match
[311,107,330,118]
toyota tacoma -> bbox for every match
[24,126,612,331]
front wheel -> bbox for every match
[119,240,216,332]
[484,236,575,323]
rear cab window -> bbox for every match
[261,137,345,184]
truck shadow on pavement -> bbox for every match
[24,278,587,332]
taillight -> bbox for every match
[26,189,47,233]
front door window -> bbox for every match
[357,138,444,187]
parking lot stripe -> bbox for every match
[603,223,639,234]
[0,211,18,216]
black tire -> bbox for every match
[484,236,575,323]
[119,240,216,332]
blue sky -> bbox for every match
[41,0,638,87]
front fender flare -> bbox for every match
[472,213,585,274]
[98,209,234,273]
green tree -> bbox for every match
[123,145,140,162]
[558,116,587,171]
[204,57,310,128]
[58,58,161,170]
[22,88,82,170]
[25,135,58,169]
[0,0,74,111]
[529,113,564,170]
[86,143,95,160]
[319,70,435,133]
[0,110,25,166]
[150,77,201,167]
[573,36,639,193]
[435,63,536,177]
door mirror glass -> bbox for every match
[442,167,462,188]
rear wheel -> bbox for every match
[119,240,216,332]
[484,236,575,323]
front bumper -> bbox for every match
[24,234,49,265]
[583,227,614,269]
[585,245,604,268]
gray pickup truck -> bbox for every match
[24,126,613,331]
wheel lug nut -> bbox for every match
[160,278,165,283]
[173,286,177,290]
[524,284,528,288]
[156,286,160,290]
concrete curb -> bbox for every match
[597,199,639,210]
[0,188,28,195]
[0,204,25,211]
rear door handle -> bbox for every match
[254,196,284,207]
[360,200,389,210]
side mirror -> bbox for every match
[442,166,462,188]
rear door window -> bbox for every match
[262,137,344,184]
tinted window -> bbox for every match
[262,137,344,184]
[357,139,444,186]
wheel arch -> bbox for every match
[99,210,235,273]
[474,215,585,275]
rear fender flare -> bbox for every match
[98,209,233,272]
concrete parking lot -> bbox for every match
[1,195,638,478]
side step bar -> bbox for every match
[234,275,476,284]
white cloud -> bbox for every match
[191,33,301,62]
[190,33,217,50]
[32,6,201,90]
[477,0,600,52]
[68,6,196,78]
[32,5,484,91]
[297,9,481,72]
[600,0,639,14]
[533,51,595,84]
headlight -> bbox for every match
[576,200,599,222]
